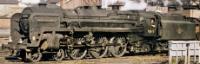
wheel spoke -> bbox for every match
[53,49,65,61]
[89,37,108,58]
[27,51,42,62]
[109,37,127,57]
[68,38,87,60]
[68,49,87,60]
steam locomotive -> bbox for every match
[8,4,196,62]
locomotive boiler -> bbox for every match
[8,4,196,62]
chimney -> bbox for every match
[109,2,124,10]
[38,3,47,7]
[39,0,47,7]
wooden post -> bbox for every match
[176,56,178,64]
[187,43,190,64]
[185,43,188,64]
[194,42,197,63]
[175,43,178,64]
[169,55,172,64]
[185,54,187,64]
[169,43,172,64]
[199,43,200,63]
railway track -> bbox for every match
[0,51,168,64]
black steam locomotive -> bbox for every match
[8,4,196,62]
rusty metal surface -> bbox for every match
[0,19,10,29]
[0,29,10,38]
[0,5,23,18]
[0,19,10,38]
